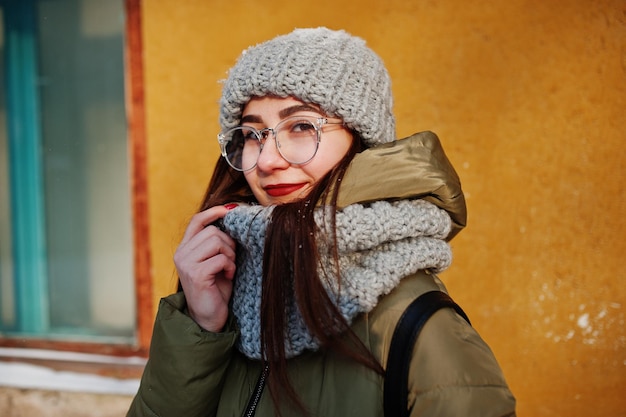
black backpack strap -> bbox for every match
[383,290,471,417]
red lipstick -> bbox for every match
[264,183,306,197]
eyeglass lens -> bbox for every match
[222,117,320,171]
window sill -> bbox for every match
[0,347,144,395]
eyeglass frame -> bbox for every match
[217,115,345,172]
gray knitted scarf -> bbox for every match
[222,199,453,360]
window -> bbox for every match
[0,0,146,351]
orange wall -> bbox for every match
[141,1,626,415]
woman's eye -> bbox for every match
[290,121,315,133]
[242,129,258,141]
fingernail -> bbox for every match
[224,203,238,210]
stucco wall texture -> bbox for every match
[142,1,625,416]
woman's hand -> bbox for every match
[174,205,237,332]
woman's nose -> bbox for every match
[256,134,290,171]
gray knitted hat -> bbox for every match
[219,27,396,147]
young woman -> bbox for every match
[127,27,516,417]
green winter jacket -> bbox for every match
[127,132,516,417]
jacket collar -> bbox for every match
[336,131,466,240]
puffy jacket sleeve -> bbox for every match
[408,308,516,417]
[127,292,238,417]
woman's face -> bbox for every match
[241,96,353,206]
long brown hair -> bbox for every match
[191,133,383,415]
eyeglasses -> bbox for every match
[217,115,344,171]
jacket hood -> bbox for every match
[336,131,467,240]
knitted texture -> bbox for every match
[219,27,396,147]
[222,199,452,360]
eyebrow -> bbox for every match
[279,104,322,118]
[240,104,323,125]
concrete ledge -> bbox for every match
[0,386,133,417]
[0,362,141,395]
[0,348,143,395]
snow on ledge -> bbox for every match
[0,348,143,395]
[0,361,140,395]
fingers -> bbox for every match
[180,206,230,245]
[176,247,236,285]
[182,227,236,262]
[174,205,239,331]
[175,225,237,283]
[178,205,237,262]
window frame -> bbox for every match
[0,0,152,364]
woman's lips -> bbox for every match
[264,183,307,197]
